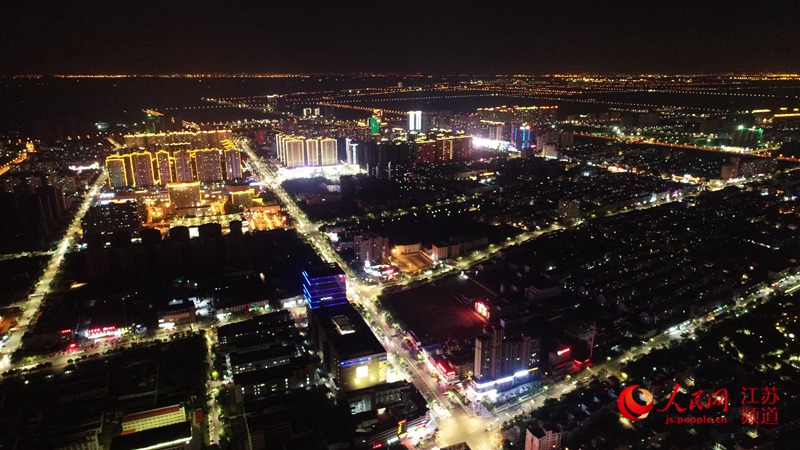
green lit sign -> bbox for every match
[369,117,380,135]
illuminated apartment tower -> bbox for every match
[155,150,172,186]
[346,139,360,165]
[193,149,223,182]
[408,111,422,131]
[320,138,338,165]
[173,149,194,183]
[224,149,243,180]
[275,134,286,163]
[130,151,156,187]
[105,155,128,188]
[474,325,539,382]
[305,138,320,166]
[285,138,306,168]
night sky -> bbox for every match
[2,0,799,74]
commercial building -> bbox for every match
[347,381,430,449]
[157,299,196,327]
[310,303,388,392]
[302,264,348,310]
[167,182,201,210]
[109,421,193,450]
[120,405,186,435]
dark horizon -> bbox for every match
[3,0,800,75]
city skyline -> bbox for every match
[3,3,800,449]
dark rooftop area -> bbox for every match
[312,303,386,360]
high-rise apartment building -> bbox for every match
[193,149,223,182]
[320,138,338,165]
[123,129,233,151]
[225,149,243,180]
[354,234,389,266]
[173,149,194,183]
[155,150,172,186]
[474,325,539,383]
[106,155,128,188]
[408,111,422,132]
[305,138,320,166]
[130,151,156,187]
[285,138,306,168]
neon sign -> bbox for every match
[475,301,490,320]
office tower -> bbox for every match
[305,138,320,166]
[225,148,243,180]
[155,150,172,186]
[173,149,194,182]
[285,138,305,168]
[194,149,223,182]
[408,111,422,131]
[320,138,338,165]
[130,151,156,187]
[302,264,348,310]
[106,155,128,188]
[168,182,201,210]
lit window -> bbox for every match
[356,365,369,379]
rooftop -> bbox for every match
[312,303,386,360]
[110,421,192,450]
